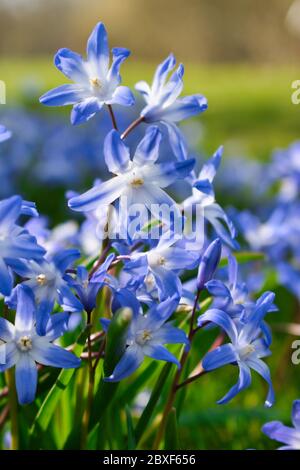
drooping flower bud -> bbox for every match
[197,238,222,290]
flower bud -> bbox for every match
[197,238,222,290]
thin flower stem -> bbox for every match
[6,369,19,450]
[121,116,144,140]
[0,405,9,431]
[88,242,111,280]
[107,104,118,131]
[80,316,95,449]
[176,369,207,390]
[153,289,201,449]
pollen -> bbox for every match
[17,335,32,352]
[36,273,47,286]
[89,77,101,88]
[130,177,144,188]
[136,329,152,345]
[238,343,255,359]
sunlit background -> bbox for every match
[1,0,300,450]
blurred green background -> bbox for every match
[1,0,300,450]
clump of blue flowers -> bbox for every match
[0,22,280,451]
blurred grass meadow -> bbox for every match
[1,58,300,449]
[2,58,300,159]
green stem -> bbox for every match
[6,369,19,450]
[80,315,95,449]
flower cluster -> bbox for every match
[0,22,280,450]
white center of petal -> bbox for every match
[89,77,102,88]
[36,273,47,286]
[148,252,166,267]
[17,335,32,352]
[237,343,255,360]
[130,177,144,188]
[136,329,152,345]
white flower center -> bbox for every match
[237,343,255,360]
[17,335,32,352]
[148,252,166,267]
[89,77,102,88]
[36,273,47,286]
[136,329,152,346]
[130,177,144,188]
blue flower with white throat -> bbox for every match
[0,285,80,405]
[40,22,134,125]
[135,54,207,161]
[103,293,188,382]
[68,126,195,226]
[197,291,276,407]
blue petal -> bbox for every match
[32,341,81,368]
[205,280,231,298]
[163,122,188,161]
[0,125,12,142]
[204,203,238,249]
[202,343,238,371]
[107,48,131,86]
[197,308,238,343]
[197,238,222,290]
[133,126,162,165]
[150,266,182,302]
[112,288,141,318]
[100,318,111,333]
[104,345,144,382]
[36,299,53,336]
[0,258,13,296]
[15,355,38,405]
[0,195,22,231]
[292,400,300,429]
[246,358,275,407]
[153,324,189,345]
[71,98,102,125]
[15,285,36,332]
[52,249,80,273]
[148,158,195,188]
[262,422,298,446]
[86,22,109,77]
[158,94,208,122]
[217,362,251,405]
[91,253,115,282]
[198,146,223,182]
[0,317,15,341]
[134,80,151,99]
[0,342,19,372]
[54,47,87,82]
[151,54,176,96]
[144,343,180,366]
[39,84,84,106]
[146,296,179,328]
[104,129,130,173]
[45,312,69,340]
[68,175,124,212]
[110,86,135,107]
[57,283,83,313]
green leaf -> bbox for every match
[164,407,180,450]
[29,327,88,442]
[88,307,132,431]
[125,405,136,450]
[135,362,173,446]
[219,251,265,267]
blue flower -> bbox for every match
[183,147,237,248]
[197,291,275,406]
[135,54,207,160]
[0,285,80,405]
[40,22,134,125]
[104,295,188,381]
[10,249,82,334]
[262,399,300,449]
[0,125,12,143]
[69,126,195,224]
[126,232,199,301]
[0,195,45,296]
[67,253,115,314]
